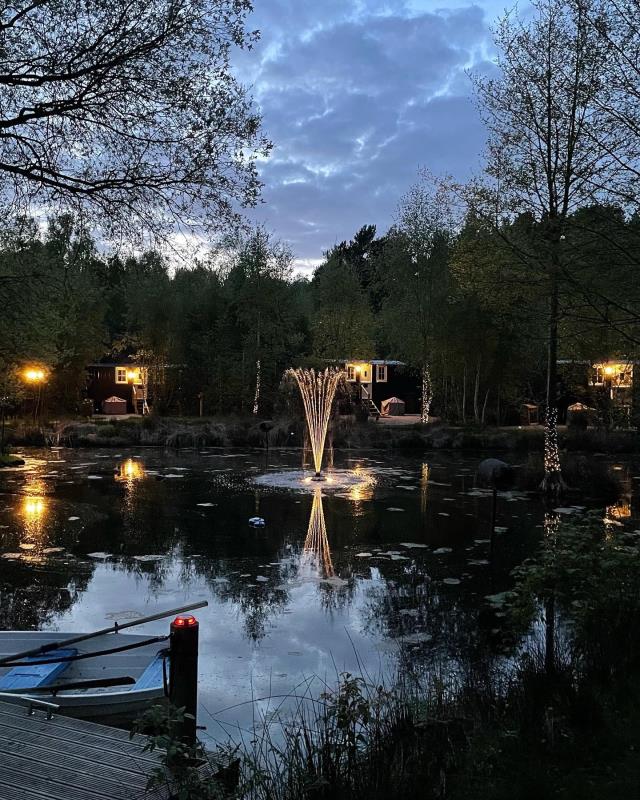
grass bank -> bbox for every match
[5,415,639,454]
[139,514,640,799]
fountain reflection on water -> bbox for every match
[300,489,334,578]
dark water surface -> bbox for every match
[0,447,637,741]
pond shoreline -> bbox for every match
[5,415,639,454]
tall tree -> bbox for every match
[0,0,270,238]
[311,251,375,362]
[222,227,296,415]
[380,179,451,423]
[469,0,615,492]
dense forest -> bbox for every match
[0,193,637,423]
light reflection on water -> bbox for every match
[0,446,636,741]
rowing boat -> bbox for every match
[0,630,168,721]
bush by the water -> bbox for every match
[135,513,640,799]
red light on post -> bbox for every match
[172,614,198,628]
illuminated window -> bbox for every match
[115,367,128,384]
[376,364,387,382]
[347,365,356,381]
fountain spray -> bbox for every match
[287,367,343,480]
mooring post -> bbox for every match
[490,484,497,561]
[169,614,199,744]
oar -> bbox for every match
[5,676,136,695]
[0,600,208,666]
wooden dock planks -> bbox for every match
[0,700,169,800]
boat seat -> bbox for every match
[133,652,166,691]
[0,648,77,691]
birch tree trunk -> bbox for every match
[481,387,490,425]
[461,361,467,425]
[473,358,481,424]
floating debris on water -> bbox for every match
[322,576,348,587]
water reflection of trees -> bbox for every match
[0,559,93,629]
[183,490,355,639]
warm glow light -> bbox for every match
[604,365,614,376]
[23,497,45,517]
[115,458,145,482]
[606,500,631,520]
[23,367,45,383]
[126,370,138,382]
[355,365,362,374]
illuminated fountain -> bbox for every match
[287,367,342,480]
[253,366,376,494]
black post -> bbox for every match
[169,614,199,744]
[490,485,497,562]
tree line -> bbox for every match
[0,187,636,424]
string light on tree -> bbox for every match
[543,405,561,474]
[421,364,433,423]
[253,359,261,416]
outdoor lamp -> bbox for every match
[23,367,45,383]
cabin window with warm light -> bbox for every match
[590,362,633,388]
[347,365,356,381]
[376,365,387,382]
[115,367,128,384]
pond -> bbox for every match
[0,446,637,742]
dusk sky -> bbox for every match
[235,0,507,273]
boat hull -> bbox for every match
[0,631,168,722]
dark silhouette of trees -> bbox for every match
[0,0,270,239]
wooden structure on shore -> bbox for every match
[0,697,171,799]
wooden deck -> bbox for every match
[0,698,170,800]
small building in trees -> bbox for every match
[85,360,150,415]
[340,359,421,415]
[558,358,640,428]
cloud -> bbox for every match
[235,1,496,270]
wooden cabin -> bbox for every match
[558,358,640,428]
[340,359,420,415]
[85,361,149,415]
